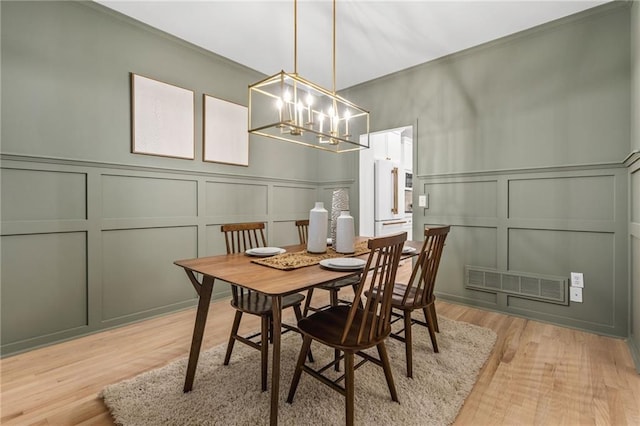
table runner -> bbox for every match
[251,240,370,270]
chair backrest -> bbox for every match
[295,219,309,245]
[220,222,267,254]
[343,232,406,345]
[402,226,450,307]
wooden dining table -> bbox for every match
[174,236,422,425]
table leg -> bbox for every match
[183,275,215,393]
[269,295,282,426]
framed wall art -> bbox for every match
[203,94,249,166]
[131,73,195,159]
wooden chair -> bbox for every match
[221,222,310,392]
[287,232,407,426]
[295,219,360,371]
[369,225,450,378]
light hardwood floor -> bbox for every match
[2,261,639,425]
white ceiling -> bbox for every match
[96,0,609,90]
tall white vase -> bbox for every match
[307,202,328,254]
[335,211,355,254]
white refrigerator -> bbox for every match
[374,159,410,237]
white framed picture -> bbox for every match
[203,94,249,166]
[131,73,195,159]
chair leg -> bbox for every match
[377,342,399,402]
[430,304,440,333]
[344,351,355,426]
[403,310,414,378]
[260,315,269,392]
[330,289,340,372]
[423,306,439,353]
[223,310,243,366]
[302,288,315,317]
[293,304,314,363]
[286,335,313,404]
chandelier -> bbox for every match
[248,0,370,153]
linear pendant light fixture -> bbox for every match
[248,0,370,153]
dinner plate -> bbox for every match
[320,258,366,270]
[402,246,417,254]
[245,247,286,257]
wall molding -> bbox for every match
[417,160,627,180]
[0,153,353,187]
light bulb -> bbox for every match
[283,90,291,103]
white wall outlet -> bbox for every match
[570,286,583,303]
[418,194,428,208]
[570,272,584,288]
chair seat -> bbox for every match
[316,275,360,291]
[365,283,435,310]
[232,292,305,315]
[298,305,390,350]
[390,283,435,309]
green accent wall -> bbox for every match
[0,1,353,356]
[1,0,637,366]
[629,0,640,372]
[343,2,632,340]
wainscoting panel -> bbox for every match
[509,175,615,221]
[1,232,87,344]
[101,226,197,322]
[271,220,302,247]
[1,168,86,221]
[102,174,197,219]
[205,181,268,217]
[508,228,615,325]
[272,186,317,218]
[423,180,498,218]
[435,225,499,306]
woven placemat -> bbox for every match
[251,240,370,270]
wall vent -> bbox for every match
[465,266,569,305]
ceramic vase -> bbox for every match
[307,202,328,253]
[335,210,355,254]
[330,188,349,246]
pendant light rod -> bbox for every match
[332,0,336,94]
[294,0,298,75]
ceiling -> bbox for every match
[96,0,609,90]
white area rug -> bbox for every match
[101,316,496,425]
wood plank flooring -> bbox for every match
[2,262,639,425]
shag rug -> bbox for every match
[101,316,496,425]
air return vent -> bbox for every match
[465,266,569,305]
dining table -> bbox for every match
[174,235,422,425]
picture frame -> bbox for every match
[203,94,249,166]
[131,73,195,159]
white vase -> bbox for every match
[307,202,328,254]
[335,210,355,254]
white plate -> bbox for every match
[402,246,417,254]
[245,247,286,257]
[320,258,366,270]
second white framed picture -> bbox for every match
[203,94,249,166]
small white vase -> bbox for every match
[307,202,328,254]
[335,210,355,254]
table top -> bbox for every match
[174,237,422,297]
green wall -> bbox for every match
[344,2,632,339]
[1,0,637,362]
[629,0,640,371]
[0,1,354,355]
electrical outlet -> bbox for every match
[418,194,428,208]
[570,272,584,288]
[570,287,583,303]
